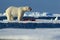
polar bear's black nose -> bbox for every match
[29,7,32,11]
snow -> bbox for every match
[53,14,60,17]
[0,12,60,17]
[0,28,60,40]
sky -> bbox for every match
[0,0,60,13]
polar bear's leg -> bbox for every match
[6,12,11,21]
[18,13,21,21]
[6,10,13,21]
[7,15,11,21]
[7,14,13,21]
[17,10,23,21]
[10,15,13,21]
[18,13,24,21]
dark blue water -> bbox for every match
[0,16,60,29]
[0,23,60,29]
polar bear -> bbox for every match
[5,6,32,21]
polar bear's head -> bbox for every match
[22,6,32,11]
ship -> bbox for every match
[0,12,60,29]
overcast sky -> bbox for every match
[0,0,60,13]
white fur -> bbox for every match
[5,6,31,21]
